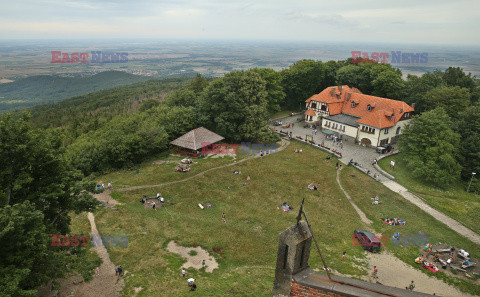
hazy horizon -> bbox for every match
[1,0,479,46]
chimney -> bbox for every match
[330,87,335,96]
[411,102,416,110]
[339,85,343,93]
[346,92,351,101]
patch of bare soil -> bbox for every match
[166,241,219,273]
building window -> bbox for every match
[312,103,317,109]
[396,127,401,135]
[384,128,389,134]
[367,105,372,111]
[351,102,357,108]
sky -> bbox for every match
[0,0,479,45]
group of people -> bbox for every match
[293,148,303,153]
[140,193,166,211]
[281,202,294,212]
[381,217,406,226]
[175,165,190,172]
[371,195,381,205]
[96,182,112,191]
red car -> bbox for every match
[353,229,381,252]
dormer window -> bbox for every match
[367,105,372,111]
[351,101,357,108]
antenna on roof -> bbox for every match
[296,197,332,281]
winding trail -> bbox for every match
[335,167,373,225]
[116,139,291,192]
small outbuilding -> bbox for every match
[170,127,225,157]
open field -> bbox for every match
[78,142,480,296]
[378,154,480,235]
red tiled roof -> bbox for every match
[306,85,414,129]
[328,102,343,115]
[306,86,361,104]
[344,92,414,128]
[305,109,316,116]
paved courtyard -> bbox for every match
[270,113,391,181]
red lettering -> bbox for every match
[351,51,361,63]
[51,234,62,246]
[362,52,369,60]
[61,235,70,246]
[71,53,79,63]
[79,53,89,63]
[79,236,89,246]
[51,51,61,63]
[61,53,71,63]
[371,52,379,63]
[351,234,361,246]
[70,235,79,246]
[211,144,220,154]
[230,144,239,154]
[379,52,389,63]
[201,142,212,154]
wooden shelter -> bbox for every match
[170,127,225,157]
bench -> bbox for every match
[432,248,451,253]
[462,262,476,269]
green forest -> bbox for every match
[0,71,158,113]
[1,58,479,296]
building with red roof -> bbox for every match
[305,86,414,147]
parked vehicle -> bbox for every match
[353,229,381,252]
[376,145,393,154]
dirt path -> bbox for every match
[364,252,475,297]
[70,212,124,297]
[116,138,290,192]
[93,190,123,206]
[336,167,373,225]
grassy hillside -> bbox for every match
[0,71,155,112]
[88,141,479,296]
[378,154,480,234]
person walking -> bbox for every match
[246,175,250,184]
[182,268,186,278]
[222,212,226,223]
[117,265,123,282]
[152,202,157,211]
[372,266,378,279]
[202,259,206,269]
[115,265,119,276]
[95,267,100,276]
[407,280,415,291]
[342,250,346,261]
